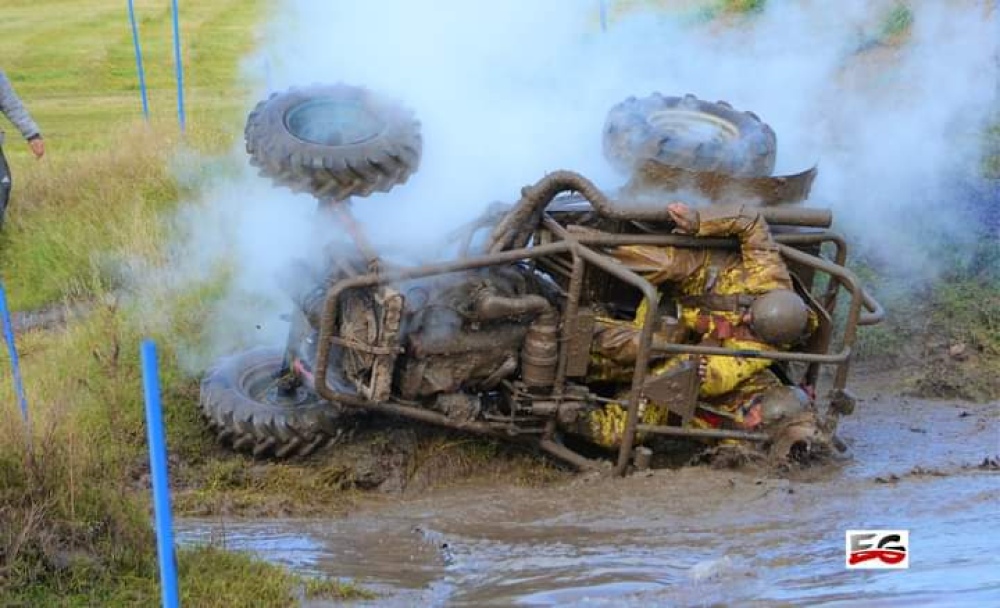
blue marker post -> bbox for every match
[127,0,150,120]
[170,0,187,132]
[141,340,180,608]
[0,281,30,432]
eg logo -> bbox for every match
[845,530,909,569]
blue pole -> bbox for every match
[141,340,180,608]
[127,0,150,120]
[0,281,29,427]
[599,0,608,32]
[170,0,187,132]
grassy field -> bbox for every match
[0,0,264,310]
[1,0,256,154]
[0,1,384,604]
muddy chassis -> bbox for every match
[259,170,883,474]
[201,85,883,472]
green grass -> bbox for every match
[0,1,379,603]
[609,0,766,25]
[0,0,261,309]
[985,118,1000,178]
[0,125,180,309]
[711,0,766,16]
[880,3,915,40]
[6,544,375,607]
[0,0,260,155]
[849,2,914,52]
[852,232,1000,401]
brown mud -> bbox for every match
[176,372,1000,606]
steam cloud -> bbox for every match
[159,0,999,371]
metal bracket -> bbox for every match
[641,359,700,425]
[829,387,857,416]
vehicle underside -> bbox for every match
[200,86,884,474]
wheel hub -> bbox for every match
[285,97,386,146]
[246,368,314,407]
[647,109,739,146]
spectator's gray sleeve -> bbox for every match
[0,71,41,140]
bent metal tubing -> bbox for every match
[553,226,883,350]
[556,235,880,473]
[312,238,661,475]
[487,170,833,254]
[544,220,882,355]
[312,250,882,474]
[313,225,882,476]
[644,246,882,415]
[357,401,605,471]
[635,424,769,442]
[777,244,884,391]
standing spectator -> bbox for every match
[0,69,45,229]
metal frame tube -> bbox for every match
[572,246,659,476]
[543,217,584,396]
[650,341,851,363]
[635,424,769,442]
[488,170,833,253]
[309,194,884,476]
[565,229,843,250]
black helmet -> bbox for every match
[749,289,810,346]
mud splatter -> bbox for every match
[177,377,1000,606]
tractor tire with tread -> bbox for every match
[245,83,422,200]
[200,347,345,459]
[603,93,777,177]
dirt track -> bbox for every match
[177,374,1000,606]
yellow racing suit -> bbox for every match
[584,204,812,448]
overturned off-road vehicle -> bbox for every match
[200,85,883,473]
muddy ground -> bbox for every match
[175,370,999,606]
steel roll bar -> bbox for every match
[487,170,832,254]
[313,237,661,476]
[311,172,884,476]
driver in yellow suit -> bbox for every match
[582,201,816,448]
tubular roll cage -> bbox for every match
[311,172,885,475]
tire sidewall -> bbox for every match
[244,83,422,200]
[603,93,777,177]
[205,347,329,416]
[247,84,408,163]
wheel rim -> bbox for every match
[242,361,316,407]
[647,109,739,147]
[285,97,386,146]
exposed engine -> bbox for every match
[294,261,562,412]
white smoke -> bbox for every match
[158,0,999,370]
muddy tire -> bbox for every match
[766,411,835,466]
[200,347,344,458]
[245,84,422,200]
[603,93,777,177]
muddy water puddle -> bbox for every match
[177,392,1000,606]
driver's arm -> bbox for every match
[692,203,793,294]
[608,244,706,286]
